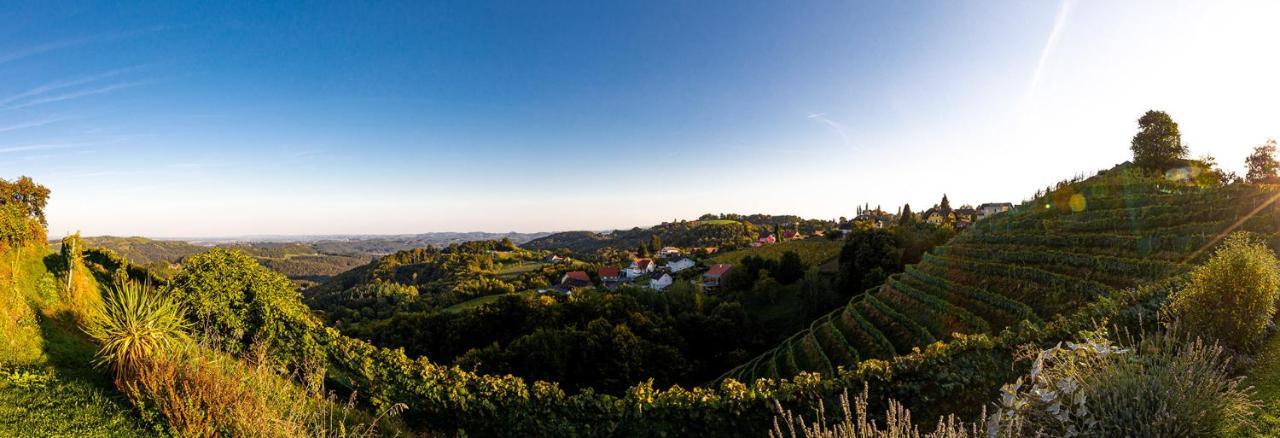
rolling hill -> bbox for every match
[722,163,1264,382]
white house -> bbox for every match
[658,246,681,258]
[625,258,656,278]
[977,202,1013,220]
[649,273,673,290]
[667,258,696,273]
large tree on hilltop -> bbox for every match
[899,204,913,225]
[1246,139,1280,184]
[0,176,51,226]
[1130,110,1188,170]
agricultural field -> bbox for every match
[711,238,843,267]
[722,167,1275,382]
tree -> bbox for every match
[1245,139,1280,184]
[61,232,83,291]
[1130,110,1188,170]
[775,251,805,284]
[0,176,51,226]
[939,194,951,214]
[649,234,663,252]
[837,228,903,293]
[899,204,913,226]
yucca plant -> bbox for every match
[85,279,191,377]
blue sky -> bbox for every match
[3,1,1278,237]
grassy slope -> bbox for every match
[0,247,156,436]
[1244,332,1280,436]
[711,239,842,267]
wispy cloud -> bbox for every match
[1028,0,1073,96]
[0,143,83,154]
[2,80,148,111]
[0,66,141,108]
[807,112,852,149]
[0,26,170,66]
[0,118,62,134]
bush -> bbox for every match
[85,280,190,377]
[1165,232,1280,352]
[769,384,987,438]
[990,331,1255,436]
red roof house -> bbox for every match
[560,271,592,289]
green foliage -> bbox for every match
[1166,232,1280,352]
[837,228,901,293]
[1130,110,1188,170]
[1246,139,1280,184]
[0,203,44,249]
[991,332,1255,436]
[85,280,191,377]
[0,176,51,226]
[166,248,326,380]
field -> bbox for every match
[699,219,741,225]
[439,290,539,313]
[711,238,842,267]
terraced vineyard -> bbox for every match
[724,166,1280,382]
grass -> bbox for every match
[699,219,741,226]
[0,246,159,436]
[493,261,546,278]
[712,239,843,267]
[1243,331,1280,435]
[439,290,539,314]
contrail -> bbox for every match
[807,112,852,150]
[1029,0,1073,96]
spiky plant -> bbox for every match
[85,280,191,377]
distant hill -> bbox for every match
[522,215,833,256]
[73,232,552,286]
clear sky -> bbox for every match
[2,1,1278,237]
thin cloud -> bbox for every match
[1029,0,1073,96]
[1,80,148,111]
[807,112,852,149]
[0,143,82,153]
[0,66,141,107]
[0,118,61,134]
[0,26,170,66]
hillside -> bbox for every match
[722,163,1256,383]
[522,215,833,257]
[75,233,549,287]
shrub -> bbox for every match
[85,280,190,377]
[1165,232,1280,352]
[990,332,1255,436]
[769,384,988,438]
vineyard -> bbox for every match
[723,166,1280,382]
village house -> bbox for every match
[977,202,1013,220]
[625,258,656,278]
[658,246,682,258]
[598,267,621,283]
[703,264,732,290]
[544,254,567,264]
[751,231,776,247]
[559,271,592,289]
[781,230,802,240]
[667,258,696,273]
[649,273,673,291]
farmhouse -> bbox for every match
[703,264,732,290]
[649,273,673,291]
[559,271,592,289]
[658,246,682,257]
[977,202,1013,220]
[598,267,621,283]
[667,258,696,272]
[781,230,802,240]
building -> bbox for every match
[598,267,622,283]
[625,258,656,278]
[752,231,776,247]
[667,258,696,273]
[781,230,802,240]
[649,273,673,291]
[977,202,1014,220]
[658,246,682,258]
[703,264,732,290]
[559,271,592,289]
[544,254,567,264]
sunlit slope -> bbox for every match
[725,165,1280,381]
